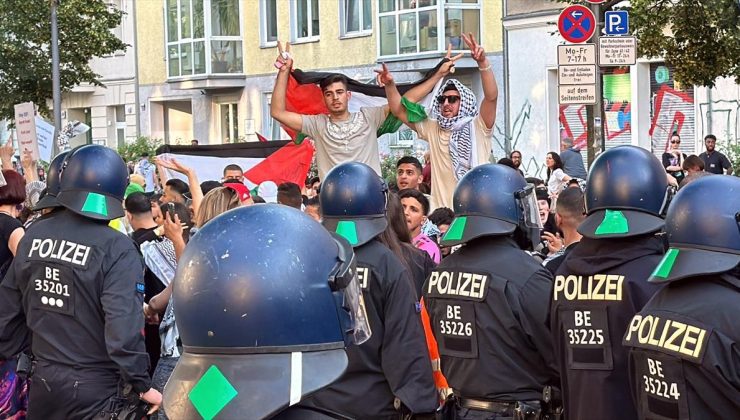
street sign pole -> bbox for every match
[586,1,605,166]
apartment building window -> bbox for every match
[115,105,127,149]
[260,0,278,46]
[263,94,290,140]
[291,0,320,42]
[390,128,415,148]
[165,0,242,78]
[220,103,239,143]
[340,0,372,37]
[378,0,480,58]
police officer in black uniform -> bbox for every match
[300,162,438,419]
[623,175,740,419]
[424,163,559,419]
[0,145,162,419]
[550,146,670,420]
[163,204,371,419]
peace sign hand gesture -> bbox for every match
[274,41,293,72]
[374,63,394,87]
[461,33,486,65]
[439,43,464,76]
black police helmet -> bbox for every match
[441,164,531,246]
[32,150,70,211]
[649,175,740,284]
[578,146,669,239]
[56,145,128,221]
[320,162,388,247]
[165,205,366,419]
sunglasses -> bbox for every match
[670,140,680,144]
[436,95,460,104]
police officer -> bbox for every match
[424,163,559,419]
[550,146,670,420]
[300,162,438,418]
[623,175,740,419]
[0,145,161,419]
[163,204,371,419]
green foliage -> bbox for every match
[117,137,162,163]
[722,142,740,176]
[553,0,740,86]
[380,153,400,187]
[0,0,127,121]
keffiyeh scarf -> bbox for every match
[432,79,479,180]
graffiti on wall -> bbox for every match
[699,99,740,148]
[649,85,695,154]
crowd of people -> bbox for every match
[0,31,736,420]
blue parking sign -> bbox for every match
[605,11,629,36]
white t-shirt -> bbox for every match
[301,107,387,179]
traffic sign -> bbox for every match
[605,11,629,35]
[557,44,596,65]
[585,0,607,3]
[559,85,597,105]
[558,5,596,44]
[559,65,597,85]
[599,36,637,66]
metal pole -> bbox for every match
[51,0,62,155]
[587,2,605,166]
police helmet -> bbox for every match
[649,175,740,283]
[578,146,669,239]
[56,145,129,221]
[164,205,370,420]
[32,151,70,211]
[320,162,388,247]
[441,164,541,247]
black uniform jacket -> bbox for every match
[0,209,151,393]
[550,235,664,420]
[301,239,438,418]
[423,236,558,401]
[623,269,740,419]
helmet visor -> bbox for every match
[517,184,543,230]
[329,235,372,345]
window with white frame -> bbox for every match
[263,94,291,141]
[260,0,278,46]
[165,0,243,78]
[291,0,320,42]
[389,128,416,148]
[340,0,372,37]
[378,0,480,58]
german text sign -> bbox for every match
[599,36,637,66]
[13,102,40,161]
[558,44,596,65]
[559,65,597,85]
[559,85,597,105]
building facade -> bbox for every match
[503,0,739,178]
[61,0,138,149]
[135,0,505,157]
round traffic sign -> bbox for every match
[585,0,607,3]
[558,5,596,44]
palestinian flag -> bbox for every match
[156,140,315,189]
[285,60,447,142]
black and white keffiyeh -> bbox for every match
[431,79,479,180]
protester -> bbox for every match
[510,149,525,175]
[560,137,587,180]
[277,182,302,209]
[541,187,585,274]
[699,134,733,174]
[270,41,450,179]
[380,33,498,209]
[303,196,321,222]
[222,164,244,183]
[662,132,687,184]
[399,188,441,264]
[156,157,203,218]
[428,207,454,258]
[396,156,425,191]
[545,151,571,203]
[135,152,157,194]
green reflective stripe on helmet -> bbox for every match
[652,248,680,279]
[81,192,108,217]
[595,209,629,235]
[188,365,238,420]
[443,216,467,241]
[336,220,359,246]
